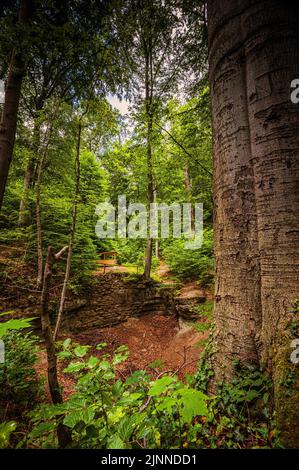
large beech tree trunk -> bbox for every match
[208,0,299,446]
[0,0,33,210]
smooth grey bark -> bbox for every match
[208,0,299,446]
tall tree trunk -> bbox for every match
[0,0,33,210]
[244,1,299,446]
[208,0,299,446]
[18,116,41,226]
[155,238,159,259]
[36,154,44,290]
[184,166,195,232]
[208,0,262,381]
[143,116,154,279]
[143,40,154,280]
[53,121,81,341]
[36,124,52,290]
[41,245,71,448]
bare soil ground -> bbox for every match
[36,312,209,401]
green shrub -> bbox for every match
[163,228,214,285]
[25,339,280,449]
[27,339,209,449]
[0,330,41,407]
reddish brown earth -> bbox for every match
[36,312,209,401]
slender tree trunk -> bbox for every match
[155,238,159,259]
[143,41,154,280]
[41,245,71,448]
[36,124,52,290]
[36,156,44,290]
[208,0,299,446]
[53,121,81,341]
[0,0,33,210]
[18,158,35,226]
[153,187,159,259]
[18,117,41,226]
[143,117,154,279]
[184,166,195,232]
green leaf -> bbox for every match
[112,379,123,397]
[156,396,176,414]
[57,350,72,360]
[29,422,56,438]
[0,318,36,338]
[176,388,209,423]
[112,351,129,365]
[63,338,72,349]
[0,421,17,448]
[118,416,136,441]
[63,408,95,428]
[74,346,89,358]
[64,362,86,373]
[87,356,99,368]
[118,393,142,405]
[246,390,260,401]
[107,434,126,449]
[0,311,15,317]
[96,342,107,350]
[148,376,175,396]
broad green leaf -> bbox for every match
[74,346,89,357]
[148,376,175,396]
[57,350,72,360]
[112,379,123,397]
[87,355,99,368]
[0,317,36,338]
[63,408,95,428]
[29,422,56,438]
[118,415,136,441]
[107,434,126,449]
[176,388,209,422]
[64,362,86,373]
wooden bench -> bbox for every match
[97,251,118,273]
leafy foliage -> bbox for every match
[0,314,35,338]
[23,339,280,449]
[0,330,41,407]
[163,228,214,284]
[27,339,210,449]
[0,421,17,449]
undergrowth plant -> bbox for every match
[24,339,281,449]
[0,330,41,407]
